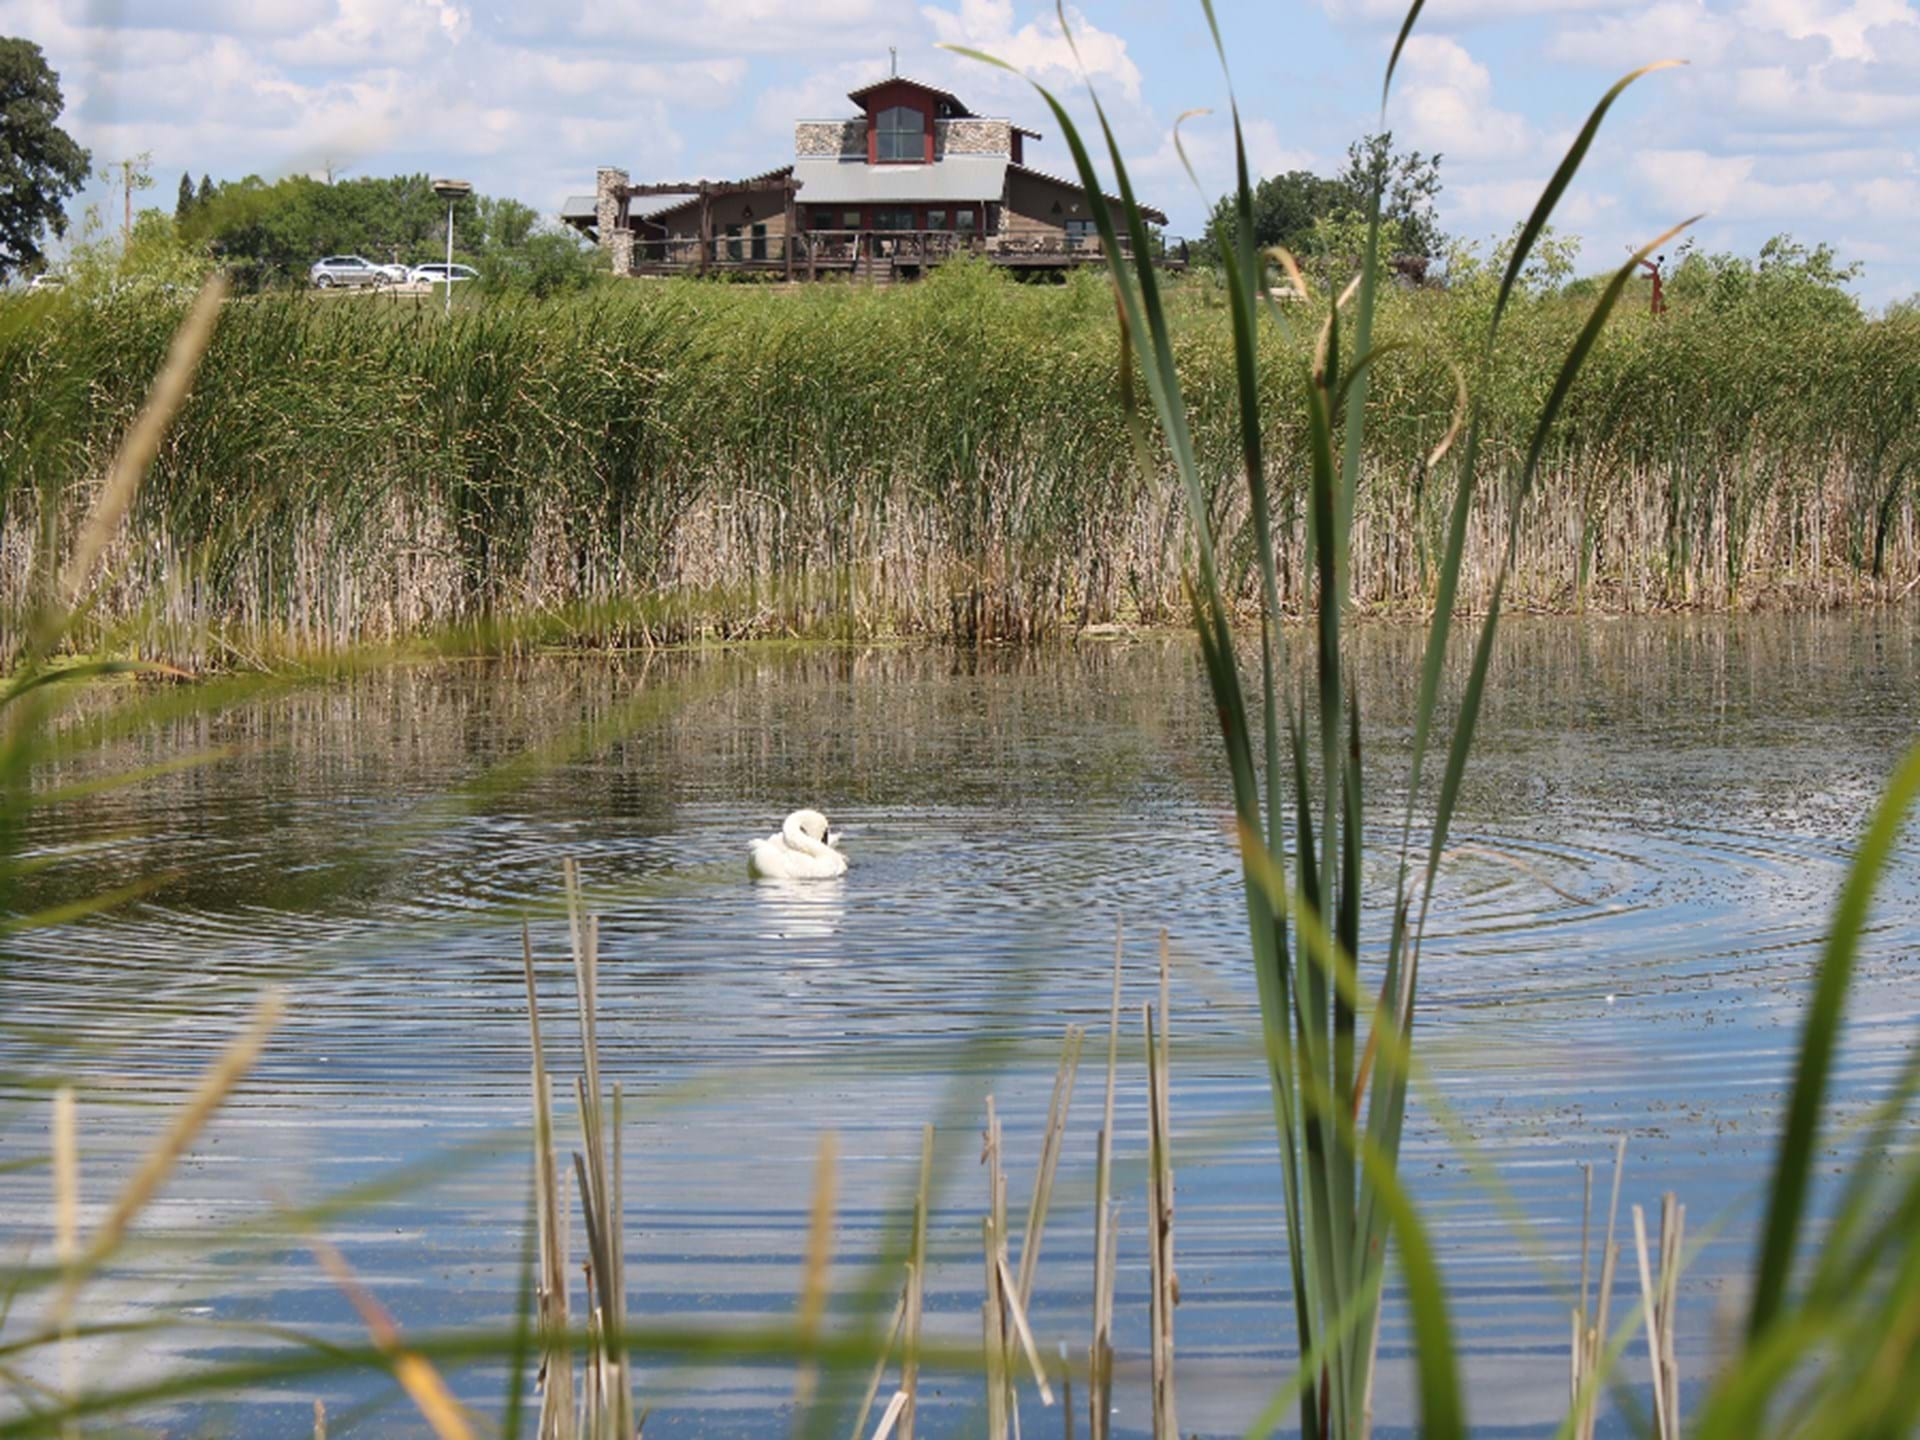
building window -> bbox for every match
[928,209,948,230]
[955,209,977,232]
[843,210,862,229]
[875,105,924,162]
[726,224,742,261]
[751,222,767,261]
[813,209,835,229]
[1065,219,1097,240]
[874,208,916,231]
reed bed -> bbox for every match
[1,264,1914,664]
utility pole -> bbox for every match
[104,153,154,242]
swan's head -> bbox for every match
[782,808,836,853]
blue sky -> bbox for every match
[9,0,1918,304]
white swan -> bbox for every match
[749,809,847,880]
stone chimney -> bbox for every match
[595,166,632,274]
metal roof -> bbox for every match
[1007,163,1168,226]
[791,155,1008,205]
[845,75,972,116]
[560,194,597,219]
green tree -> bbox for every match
[480,225,606,299]
[175,171,195,221]
[1666,233,1863,325]
[479,196,538,251]
[1337,131,1444,260]
[0,37,91,281]
[196,173,213,209]
[1200,131,1444,267]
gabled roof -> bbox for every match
[631,166,797,223]
[560,194,597,220]
[846,75,973,117]
[1007,164,1168,226]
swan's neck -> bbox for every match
[782,816,827,856]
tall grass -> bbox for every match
[1,254,1915,664]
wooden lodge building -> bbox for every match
[560,75,1176,281]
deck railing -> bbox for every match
[628,228,1188,273]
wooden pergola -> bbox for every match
[619,175,804,278]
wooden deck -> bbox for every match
[629,228,1188,280]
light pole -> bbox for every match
[431,178,472,317]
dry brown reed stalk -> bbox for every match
[850,1271,911,1440]
[1015,1028,1084,1306]
[524,868,637,1440]
[313,1398,327,1439]
[982,1213,1008,1440]
[54,275,228,621]
[1089,928,1122,1440]
[791,1131,839,1428]
[523,924,575,1440]
[899,1123,933,1440]
[1632,1192,1685,1440]
[51,1088,77,1440]
[981,1054,1075,1439]
[1569,1137,1628,1440]
[1143,933,1177,1440]
[983,1097,1010,1440]
[570,863,635,1440]
[50,988,282,1332]
[310,1233,477,1440]
[869,1387,910,1440]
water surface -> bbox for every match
[2,614,1916,1436]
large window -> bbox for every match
[875,105,924,162]
[874,208,916,231]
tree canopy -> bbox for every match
[0,37,91,282]
[1201,132,1444,268]
[172,171,599,295]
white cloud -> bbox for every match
[1391,35,1535,159]
[560,0,899,55]
[1735,0,1915,60]
[921,0,1143,102]
[1547,0,1738,62]
[1633,147,1840,216]
[1318,0,1633,23]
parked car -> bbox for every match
[408,262,479,286]
[309,255,389,289]
[376,262,410,284]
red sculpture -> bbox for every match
[1640,254,1667,316]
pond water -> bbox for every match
[2,614,1917,1437]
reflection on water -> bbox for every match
[2,614,1917,1436]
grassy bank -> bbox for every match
[1,261,1915,661]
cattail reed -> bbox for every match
[3,273,1913,665]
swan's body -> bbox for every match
[749,809,847,880]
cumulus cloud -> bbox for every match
[1547,0,1739,63]
[1318,0,1631,21]
[921,0,1143,102]
[1390,35,1535,160]
[1632,146,1842,216]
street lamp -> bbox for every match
[431,178,472,317]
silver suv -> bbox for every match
[309,255,390,289]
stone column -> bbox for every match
[595,166,632,273]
